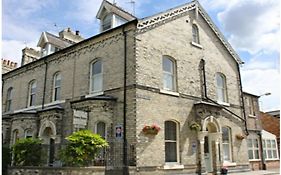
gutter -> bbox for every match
[122,26,129,175]
[200,59,245,122]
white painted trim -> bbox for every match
[217,101,230,107]
[160,89,179,97]
[163,164,184,170]
[223,162,237,167]
[14,100,65,113]
[248,114,256,118]
[86,91,104,98]
[191,41,203,49]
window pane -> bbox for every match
[165,142,177,162]
[223,143,230,161]
[272,150,277,158]
[93,61,102,75]
[30,94,36,106]
[253,139,259,148]
[222,127,229,142]
[248,150,253,159]
[267,150,272,158]
[165,121,176,141]
[163,58,173,73]
[92,75,102,92]
[247,139,253,147]
[217,89,224,102]
[267,140,271,148]
[254,150,260,159]
[97,122,106,139]
[216,74,224,88]
[271,140,276,148]
[163,73,173,90]
[55,87,61,101]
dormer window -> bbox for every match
[102,14,112,31]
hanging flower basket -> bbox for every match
[236,134,246,140]
[189,121,201,131]
[142,124,160,135]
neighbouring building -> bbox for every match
[3,1,254,174]
[260,110,280,169]
[1,59,18,74]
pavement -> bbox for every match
[229,168,280,175]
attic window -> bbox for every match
[102,14,112,31]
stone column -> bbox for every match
[198,131,207,174]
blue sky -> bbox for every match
[2,0,280,111]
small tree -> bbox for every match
[60,130,108,166]
[2,145,11,175]
[12,138,42,166]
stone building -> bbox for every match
[3,1,252,174]
[243,92,279,170]
[1,59,18,74]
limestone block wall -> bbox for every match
[135,10,241,106]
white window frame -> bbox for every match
[28,80,37,107]
[247,138,260,160]
[24,129,33,138]
[102,14,112,31]
[90,60,103,94]
[222,126,232,162]
[192,24,200,44]
[164,120,180,164]
[53,72,61,102]
[12,129,19,145]
[216,73,228,103]
[95,121,107,139]
[6,87,13,112]
[263,139,279,160]
[162,56,177,91]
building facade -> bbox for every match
[3,1,252,174]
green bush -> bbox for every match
[60,130,108,166]
[2,145,11,175]
[12,138,42,166]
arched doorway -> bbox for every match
[199,116,221,174]
[42,127,55,166]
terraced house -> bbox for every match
[2,0,252,174]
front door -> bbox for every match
[204,136,213,172]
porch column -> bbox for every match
[198,131,207,174]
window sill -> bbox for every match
[191,41,203,49]
[13,100,66,113]
[265,158,279,161]
[223,162,237,167]
[249,159,261,162]
[163,164,184,169]
[248,114,256,118]
[217,101,230,107]
[160,89,179,97]
[86,91,104,98]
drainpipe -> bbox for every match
[122,26,129,175]
[236,63,249,135]
[200,59,245,121]
[258,131,266,170]
[42,60,48,109]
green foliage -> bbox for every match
[2,145,11,175]
[59,130,108,166]
[12,138,42,166]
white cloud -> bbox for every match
[217,0,280,54]
[241,65,280,111]
[2,40,39,65]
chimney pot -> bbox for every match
[76,30,80,35]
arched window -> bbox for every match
[28,80,37,107]
[162,56,176,91]
[222,127,232,162]
[6,87,13,112]
[91,60,103,93]
[102,14,112,31]
[53,72,61,101]
[216,73,227,102]
[192,24,200,44]
[25,129,33,138]
[13,129,19,144]
[165,120,179,162]
[96,121,106,139]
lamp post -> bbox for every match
[258,92,271,170]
